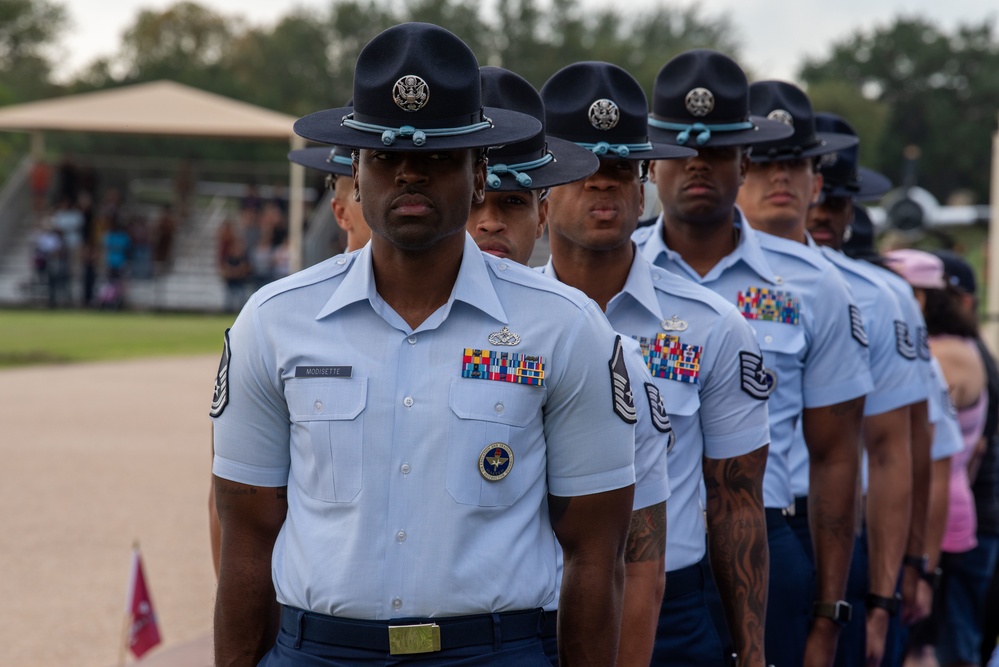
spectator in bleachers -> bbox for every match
[29,158,51,219]
[100,219,131,309]
[152,204,178,273]
[128,215,153,279]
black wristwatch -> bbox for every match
[865,592,902,616]
[903,553,929,575]
[921,567,943,589]
[813,600,852,625]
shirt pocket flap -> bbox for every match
[656,379,701,417]
[753,321,806,355]
[449,378,543,427]
[286,378,368,421]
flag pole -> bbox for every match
[119,541,139,667]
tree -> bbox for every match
[799,16,999,203]
[0,0,67,101]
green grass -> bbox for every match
[0,310,235,368]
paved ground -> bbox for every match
[0,355,219,666]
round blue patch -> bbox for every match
[478,443,514,481]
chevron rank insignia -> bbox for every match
[209,328,231,418]
[634,333,702,384]
[737,287,800,324]
[916,326,931,360]
[739,351,776,400]
[609,336,637,424]
[894,321,917,360]
[849,305,868,347]
[461,349,545,386]
[644,382,676,452]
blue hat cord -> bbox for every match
[325,150,354,167]
[647,118,754,145]
[578,141,654,157]
[486,152,555,189]
[342,115,494,147]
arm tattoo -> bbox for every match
[705,449,768,659]
[625,502,666,563]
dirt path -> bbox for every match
[0,355,220,666]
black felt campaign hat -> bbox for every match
[287,146,353,177]
[748,81,859,162]
[294,23,540,151]
[540,61,696,161]
[814,112,892,201]
[648,49,793,148]
[479,66,599,191]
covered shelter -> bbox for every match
[0,79,310,271]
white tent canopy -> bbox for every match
[0,80,308,269]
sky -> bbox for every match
[56,0,999,83]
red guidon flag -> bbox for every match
[125,546,162,659]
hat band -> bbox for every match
[327,151,353,167]
[486,152,555,189]
[342,113,493,147]
[577,141,653,158]
[647,118,755,146]
[761,138,823,160]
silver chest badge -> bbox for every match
[660,315,688,332]
[684,88,715,117]
[588,99,620,130]
[767,109,794,127]
[393,75,429,112]
[488,326,521,346]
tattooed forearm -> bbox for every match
[626,502,666,563]
[705,447,769,664]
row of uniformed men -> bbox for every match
[210,21,957,667]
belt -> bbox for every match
[281,606,544,655]
[790,496,808,518]
[540,610,557,638]
[765,507,790,529]
[664,561,704,600]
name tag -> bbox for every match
[295,366,353,378]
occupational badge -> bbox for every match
[588,99,620,130]
[739,351,776,400]
[737,287,800,325]
[635,333,702,384]
[894,320,917,360]
[660,315,688,332]
[644,383,675,452]
[767,109,794,127]
[487,326,521,346]
[609,336,637,424]
[209,328,231,418]
[848,305,869,347]
[479,443,514,481]
[684,87,715,117]
[393,75,429,111]
[916,326,931,361]
[461,349,544,386]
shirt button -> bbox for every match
[407,336,417,345]
[336,257,346,265]
[494,402,505,414]
[403,396,414,407]
[392,598,403,610]
[774,275,783,285]
[652,274,660,281]
[396,530,407,542]
[764,335,773,344]
[498,263,508,271]
[400,463,411,475]
[313,400,323,413]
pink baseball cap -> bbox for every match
[883,249,945,289]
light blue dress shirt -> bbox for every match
[635,211,873,509]
[212,234,637,619]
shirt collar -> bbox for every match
[541,248,664,321]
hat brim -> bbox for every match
[648,115,794,147]
[824,166,893,201]
[288,147,353,178]
[751,130,860,162]
[294,106,542,151]
[487,136,601,191]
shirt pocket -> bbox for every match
[446,377,545,507]
[752,321,806,392]
[286,378,367,503]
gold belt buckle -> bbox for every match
[388,623,441,655]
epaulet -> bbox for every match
[820,247,882,289]
[255,251,357,305]
[647,264,739,317]
[484,254,591,308]
[632,225,654,245]
[755,231,831,272]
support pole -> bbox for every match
[984,113,999,356]
[288,134,307,274]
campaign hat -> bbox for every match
[814,112,891,201]
[287,146,353,178]
[480,66,599,191]
[648,49,793,148]
[294,23,540,151]
[541,61,696,161]
[748,81,859,162]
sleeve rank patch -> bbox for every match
[737,286,800,324]
[209,328,231,418]
[644,382,676,453]
[739,351,776,400]
[609,335,637,424]
[849,305,869,347]
[461,348,545,386]
[894,321,917,360]
[634,333,702,384]
[916,326,931,361]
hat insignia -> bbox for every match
[767,109,794,127]
[588,99,620,130]
[684,88,715,117]
[393,75,430,112]
[819,152,838,168]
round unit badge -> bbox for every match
[684,88,715,117]
[393,75,430,112]
[588,99,620,130]
[478,443,514,481]
[767,109,794,127]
